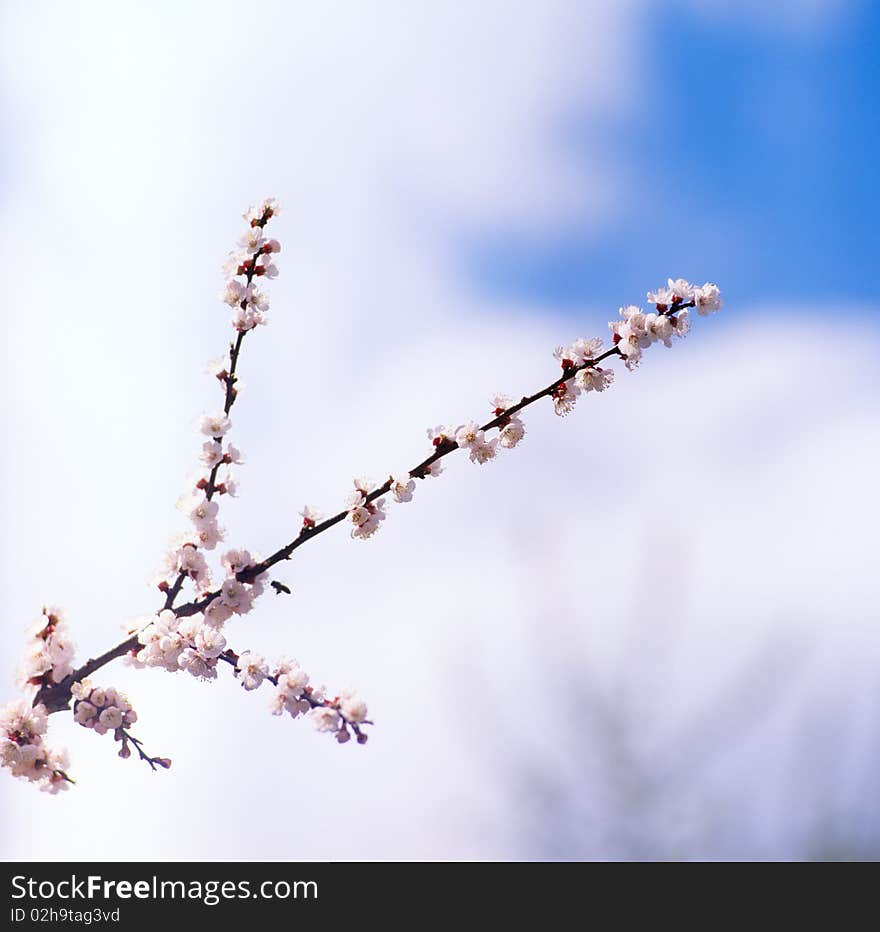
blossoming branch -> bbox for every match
[0,198,722,792]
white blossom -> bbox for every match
[243,198,280,226]
[270,659,310,718]
[353,476,375,497]
[17,606,76,691]
[644,312,674,347]
[555,337,604,366]
[226,444,245,465]
[0,698,48,741]
[498,416,526,448]
[277,659,309,692]
[0,741,43,782]
[136,610,187,672]
[176,544,210,586]
[345,478,382,530]
[193,522,224,551]
[470,439,497,464]
[647,285,673,308]
[349,499,387,540]
[667,277,694,303]
[199,440,224,468]
[339,689,368,724]
[194,624,226,660]
[427,425,455,448]
[575,366,615,393]
[198,412,231,438]
[177,648,218,680]
[71,680,136,737]
[176,490,219,529]
[203,599,234,628]
[256,258,278,279]
[671,308,690,337]
[40,747,72,794]
[98,707,123,731]
[216,470,239,498]
[694,282,723,315]
[571,336,605,363]
[551,379,581,416]
[236,652,269,691]
[218,577,254,614]
[231,305,268,331]
[308,707,341,733]
[390,473,415,503]
[244,284,270,311]
[237,226,265,255]
[553,344,573,365]
[648,277,694,309]
[455,421,498,464]
[490,393,514,412]
[220,548,254,576]
[222,250,247,278]
[299,505,323,529]
[74,701,96,725]
[223,280,246,308]
[613,315,651,370]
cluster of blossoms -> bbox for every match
[550,337,614,415]
[0,699,70,793]
[454,420,498,464]
[610,277,723,371]
[648,277,723,317]
[69,680,157,765]
[322,460,436,544]
[221,198,280,331]
[17,606,76,692]
[232,652,370,744]
[6,603,167,784]
[135,549,267,679]
[133,609,217,677]
[550,277,723,417]
[3,608,76,790]
[155,538,212,592]
[345,478,388,540]
[491,394,527,449]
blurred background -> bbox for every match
[1,0,878,860]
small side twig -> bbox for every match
[118,728,171,772]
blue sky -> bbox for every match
[469,0,879,313]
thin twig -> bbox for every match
[119,728,171,772]
[220,650,371,737]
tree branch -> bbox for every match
[34,302,694,712]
